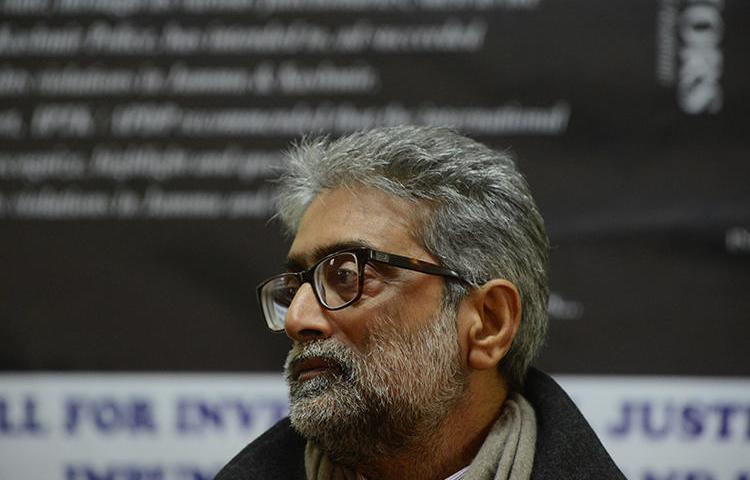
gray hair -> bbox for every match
[276,125,549,389]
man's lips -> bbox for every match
[292,357,337,382]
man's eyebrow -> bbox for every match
[285,239,376,272]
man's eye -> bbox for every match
[282,285,297,302]
[333,266,358,286]
[275,280,298,305]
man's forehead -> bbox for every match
[285,238,375,270]
[285,186,428,269]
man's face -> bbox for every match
[282,186,468,463]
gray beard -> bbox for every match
[284,309,468,467]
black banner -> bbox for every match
[1,0,748,375]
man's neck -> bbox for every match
[358,372,508,480]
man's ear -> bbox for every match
[464,279,522,370]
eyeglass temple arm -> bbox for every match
[368,250,464,280]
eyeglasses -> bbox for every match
[257,247,464,331]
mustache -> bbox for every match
[284,339,356,382]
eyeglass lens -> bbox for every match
[314,252,359,308]
[261,251,362,330]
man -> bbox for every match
[216,126,625,479]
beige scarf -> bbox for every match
[304,392,537,480]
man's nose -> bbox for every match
[284,282,334,342]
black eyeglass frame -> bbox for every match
[256,247,465,331]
